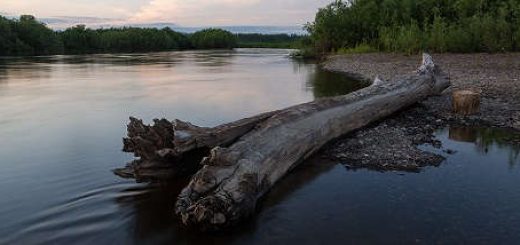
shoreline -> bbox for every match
[320,53,520,171]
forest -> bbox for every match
[0,15,304,56]
[306,0,520,54]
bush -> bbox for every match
[290,47,319,59]
[427,15,448,53]
[190,29,237,49]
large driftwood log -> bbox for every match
[173,54,450,230]
[114,111,278,181]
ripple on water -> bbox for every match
[2,181,151,244]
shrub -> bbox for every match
[190,28,237,49]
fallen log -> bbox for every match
[172,54,450,230]
[114,111,278,181]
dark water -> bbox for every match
[0,49,519,244]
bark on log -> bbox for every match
[173,54,450,230]
[114,111,278,181]
[452,90,480,115]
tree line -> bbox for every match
[236,33,305,48]
[0,15,236,56]
[0,15,305,56]
[306,0,520,54]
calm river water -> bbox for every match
[0,49,519,244]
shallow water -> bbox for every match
[1,49,519,244]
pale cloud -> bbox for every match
[1,0,138,19]
[3,0,333,26]
[130,0,262,24]
[131,0,332,26]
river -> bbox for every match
[0,49,519,244]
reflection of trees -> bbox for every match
[449,127,520,167]
[0,63,6,85]
[87,52,181,66]
[0,57,54,83]
[0,58,12,86]
[291,59,369,98]
[295,59,369,98]
[192,50,235,67]
[476,128,520,167]
[308,69,369,98]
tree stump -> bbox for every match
[452,90,480,115]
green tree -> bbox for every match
[61,25,101,53]
[13,15,63,55]
[190,29,237,49]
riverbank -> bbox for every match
[321,53,520,171]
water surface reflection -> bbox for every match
[447,126,520,166]
[2,49,519,244]
[0,49,366,244]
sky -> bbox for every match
[2,0,332,27]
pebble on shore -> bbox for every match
[321,53,520,171]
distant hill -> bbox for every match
[172,26,306,35]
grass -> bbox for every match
[336,43,378,54]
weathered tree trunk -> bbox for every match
[452,90,480,115]
[173,54,450,230]
[114,111,278,181]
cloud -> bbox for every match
[2,0,332,26]
[130,0,331,26]
[40,16,128,30]
[1,0,137,19]
[130,0,261,24]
